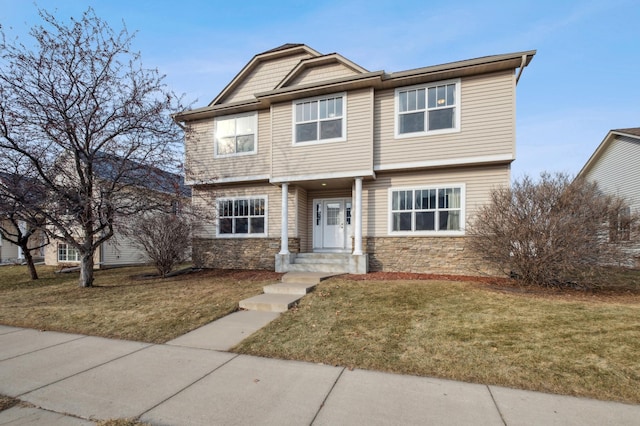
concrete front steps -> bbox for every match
[286,253,351,273]
[239,272,335,313]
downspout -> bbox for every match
[515,54,527,85]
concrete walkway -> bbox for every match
[1,324,639,425]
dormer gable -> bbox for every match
[276,54,369,89]
[210,44,321,106]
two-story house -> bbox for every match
[175,44,535,275]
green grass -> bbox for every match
[0,264,279,343]
[234,277,640,404]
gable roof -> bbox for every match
[175,45,536,122]
[577,128,640,178]
[210,44,321,106]
[93,152,191,197]
[276,53,369,89]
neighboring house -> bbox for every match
[0,220,46,264]
[44,154,191,268]
[0,172,47,264]
[577,128,640,268]
[175,44,535,275]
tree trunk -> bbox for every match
[79,252,94,287]
[22,247,39,280]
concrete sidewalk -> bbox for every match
[0,324,638,425]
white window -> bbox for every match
[58,243,80,262]
[395,80,460,137]
[214,112,257,157]
[294,93,346,143]
[389,186,464,235]
[217,196,267,237]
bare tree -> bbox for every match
[125,207,199,278]
[467,172,629,287]
[0,159,49,279]
[0,8,185,287]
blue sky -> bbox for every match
[2,0,639,179]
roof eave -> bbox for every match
[382,50,536,88]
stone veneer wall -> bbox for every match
[365,237,499,276]
[193,237,300,270]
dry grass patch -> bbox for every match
[0,394,18,411]
[0,265,281,343]
[234,277,640,404]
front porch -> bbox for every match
[274,177,368,274]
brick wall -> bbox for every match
[365,236,499,276]
[193,238,299,270]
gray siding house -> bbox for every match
[578,128,640,268]
[175,44,536,275]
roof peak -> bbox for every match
[259,43,307,55]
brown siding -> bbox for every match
[223,52,313,104]
[289,63,359,86]
[374,70,515,168]
[185,109,271,182]
[271,88,374,180]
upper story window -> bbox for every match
[389,185,464,235]
[214,112,257,157]
[294,93,346,144]
[217,196,267,237]
[395,79,460,138]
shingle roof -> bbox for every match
[258,43,305,55]
[613,128,640,137]
[93,152,191,197]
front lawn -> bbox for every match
[234,275,640,404]
[0,265,280,343]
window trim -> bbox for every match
[394,79,461,139]
[214,112,258,158]
[216,195,268,238]
[387,184,465,236]
[57,242,80,262]
[292,92,347,145]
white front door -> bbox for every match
[313,199,352,251]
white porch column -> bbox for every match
[353,177,363,255]
[279,182,289,255]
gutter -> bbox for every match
[515,54,528,85]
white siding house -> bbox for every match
[578,128,640,268]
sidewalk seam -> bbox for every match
[16,342,153,398]
[138,352,241,419]
[487,385,507,426]
[310,366,346,425]
[0,333,87,363]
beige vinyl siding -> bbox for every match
[289,63,360,87]
[362,165,510,236]
[296,186,309,251]
[584,136,640,210]
[192,183,297,239]
[185,109,270,182]
[222,52,313,104]
[101,232,147,266]
[272,88,374,180]
[0,224,20,262]
[374,70,515,168]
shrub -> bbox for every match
[467,172,628,287]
